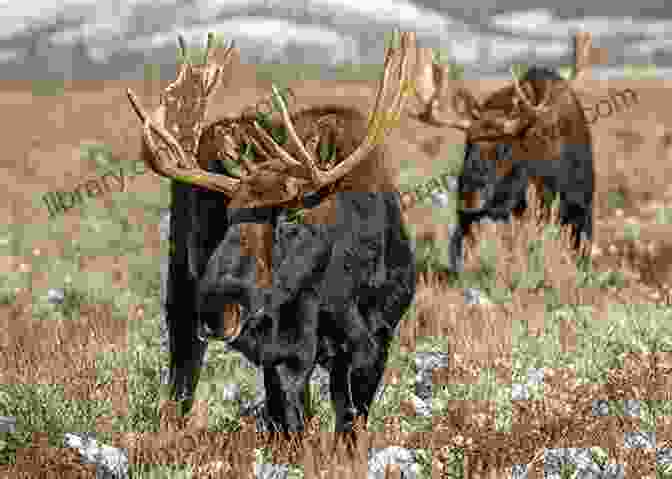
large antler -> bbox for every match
[127,33,241,195]
[262,29,417,190]
[127,30,416,203]
[418,64,553,140]
[412,46,556,135]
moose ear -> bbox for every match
[451,88,481,119]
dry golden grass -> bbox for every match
[412,184,672,478]
[4,59,672,477]
[3,182,672,478]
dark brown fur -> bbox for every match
[453,67,595,269]
[190,105,415,433]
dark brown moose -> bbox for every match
[127,31,417,433]
[413,49,594,271]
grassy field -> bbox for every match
[1,58,671,478]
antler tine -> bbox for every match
[206,32,215,56]
[223,39,236,64]
[315,29,415,187]
[510,66,551,114]
[126,33,250,197]
[442,118,473,131]
[467,89,483,119]
[367,33,397,126]
[242,133,311,181]
[536,83,552,110]
[383,30,416,129]
[251,121,306,170]
[234,135,259,176]
[127,89,191,176]
[366,28,407,135]
[426,87,480,130]
[178,35,188,62]
[127,88,243,196]
[410,47,480,129]
[205,40,238,98]
[269,83,323,186]
[510,66,535,111]
[239,126,306,179]
[413,46,435,106]
[126,89,169,177]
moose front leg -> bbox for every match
[263,361,316,433]
[330,360,359,433]
[459,161,531,227]
[326,302,374,433]
[255,289,320,433]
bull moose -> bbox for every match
[413,48,594,271]
[127,32,417,433]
